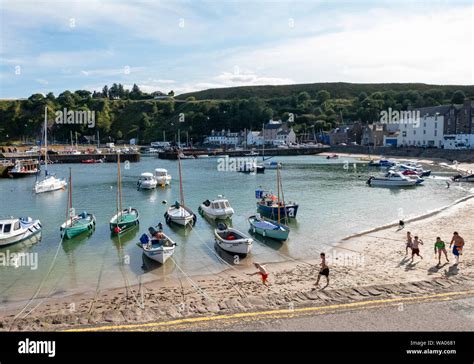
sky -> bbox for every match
[0,0,473,99]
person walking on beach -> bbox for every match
[248,262,269,286]
[411,236,423,262]
[449,232,465,265]
[434,237,449,266]
[315,253,329,287]
[406,231,413,256]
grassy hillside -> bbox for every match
[178,82,474,100]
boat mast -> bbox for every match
[277,164,281,224]
[278,163,288,224]
[262,123,265,161]
[44,106,48,175]
[68,168,73,225]
[178,153,184,206]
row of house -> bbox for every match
[203,120,297,147]
[326,100,474,149]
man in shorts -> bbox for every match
[315,253,329,287]
[450,232,465,265]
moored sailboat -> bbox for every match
[249,163,290,241]
[164,152,197,226]
[110,153,139,235]
[34,106,67,193]
[60,168,96,239]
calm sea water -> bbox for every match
[0,155,470,303]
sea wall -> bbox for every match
[329,145,474,163]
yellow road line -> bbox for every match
[64,289,474,332]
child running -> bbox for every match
[434,237,449,266]
[248,262,269,286]
[411,235,424,262]
[315,253,329,287]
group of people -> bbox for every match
[406,231,465,266]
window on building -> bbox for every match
[434,130,437,137]
[413,130,416,135]
[423,130,426,134]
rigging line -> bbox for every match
[115,232,144,309]
[189,223,282,296]
[169,256,217,303]
[9,235,64,330]
[21,272,64,319]
[87,234,113,315]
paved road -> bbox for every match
[68,290,474,332]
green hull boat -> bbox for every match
[110,208,139,234]
[60,213,96,239]
[248,215,290,241]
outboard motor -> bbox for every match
[140,234,149,245]
[148,226,158,236]
[366,176,374,185]
[216,222,228,231]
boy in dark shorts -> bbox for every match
[411,235,424,262]
[315,253,329,287]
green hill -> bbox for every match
[178,82,474,100]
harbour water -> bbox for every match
[0,155,470,304]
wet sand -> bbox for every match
[1,191,473,331]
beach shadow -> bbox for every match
[444,264,460,277]
[398,256,411,267]
[427,262,449,275]
[404,260,421,271]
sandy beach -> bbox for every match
[1,186,473,331]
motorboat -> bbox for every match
[326,154,339,159]
[387,171,424,185]
[154,168,172,186]
[264,161,281,169]
[198,196,234,220]
[368,159,395,168]
[8,159,40,178]
[452,173,474,182]
[137,172,158,190]
[367,171,417,187]
[248,214,289,241]
[214,222,253,254]
[0,217,42,247]
[138,224,176,264]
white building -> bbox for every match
[395,106,450,148]
[205,129,242,146]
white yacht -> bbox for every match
[198,196,234,220]
[367,171,417,187]
[137,172,158,190]
[154,168,172,186]
[0,217,42,247]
